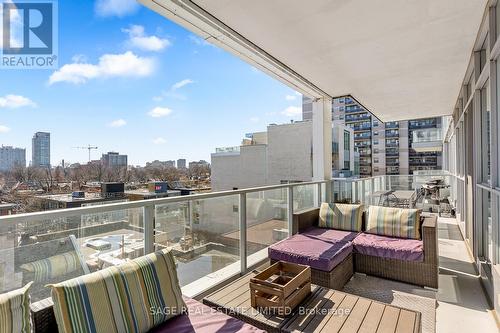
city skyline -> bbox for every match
[0,0,302,166]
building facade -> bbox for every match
[101,152,128,168]
[31,132,50,168]
[303,96,443,176]
[0,146,26,171]
[177,159,186,169]
[211,121,355,191]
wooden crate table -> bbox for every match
[203,270,421,333]
[250,261,311,316]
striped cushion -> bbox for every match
[366,206,421,239]
[50,250,185,333]
[318,203,363,231]
[0,282,32,333]
[20,251,81,282]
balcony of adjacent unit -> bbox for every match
[385,121,399,129]
[386,166,400,174]
[408,119,438,129]
[385,148,399,156]
[350,121,372,131]
[386,157,400,166]
[409,157,438,166]
[385,138,400,147]
[358,148,371,157]
[411,128,443,152]
[385,129,399,138]
[354,132,371,140]
[354,140,371,148]
[344,105,365,114]
[345,113,371,122]
[359,157,372,166]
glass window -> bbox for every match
[344,131,350,151]
[480,82,491,184]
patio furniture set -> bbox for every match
[0,203,434,333]
[269,204,438,290]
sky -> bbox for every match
[0,0,303,166]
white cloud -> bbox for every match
[148,107,172,118]
[122,25,170,52]
[0,125,11,133]
[154,79,194,101]
[95,0,140,17]
[281,106,301,117]
[49,51,156,85]
[250,117,260,123]
[0,95,37,108]
[285,95,297,101]
[108,119,127,128]
[152,137,166,145]
[171,79,194,90]
[295,91,301,96]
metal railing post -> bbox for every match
[316,183,322,206]
[287,187,294,235]
[143,204,155,254]
[239,193,247,273]
[325,180,332,203]
[188,200,193,228]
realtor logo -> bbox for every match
[1,0,58,69]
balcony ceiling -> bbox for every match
[144,0,487,121]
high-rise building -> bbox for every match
[177,159,186,169]
[32,132,50,168]
[0,146,26,171]
[302,96,443,176]
[101,152,128,168]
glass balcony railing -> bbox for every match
[385,122,399,129]
[0,171,456,302]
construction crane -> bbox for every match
[73,145,98,162]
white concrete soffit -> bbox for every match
[140,0,488,121]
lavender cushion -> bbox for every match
[268,227,356,272]
[150,297,264,333]
[353,233,424,262]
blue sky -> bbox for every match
[0,0,302,166]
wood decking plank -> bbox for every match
[318,293,359,333]
[206,273,252,304]
[357,302,385,333]
[299,291,347,333]
[338,297,372,333]
[283,288,340,333]
[376,306,400,333]
[395,310,416,333]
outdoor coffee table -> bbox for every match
[203,270,421,333]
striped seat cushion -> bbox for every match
[50,250,186,333]
[318,202,363,232]
[0,282,32,333]
[366,206,421,239]
[20,251,81,282]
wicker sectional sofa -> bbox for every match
[268,206,438,289]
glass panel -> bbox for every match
[482,191,492,264]
[0,207,142,301]
[154,196,240,290]
[293,184,316,211]
[246,189,288,266]
[481,82,491,184]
